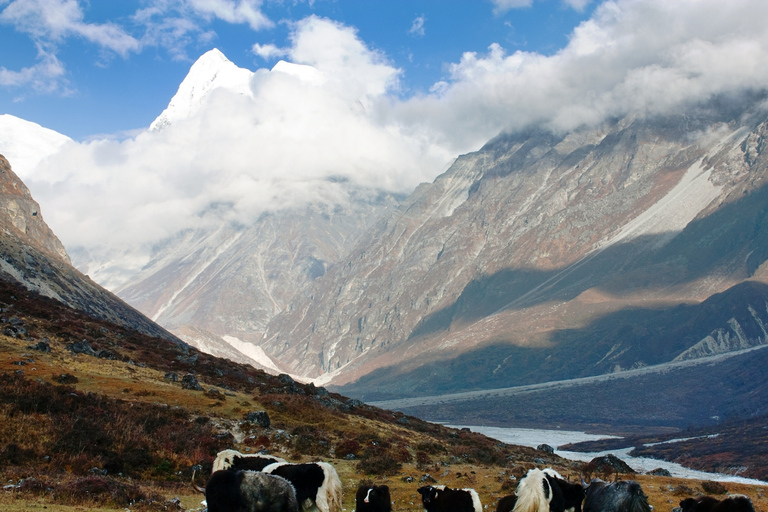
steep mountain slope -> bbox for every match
[0,154,180,343]
[103,49,405,363]
[115,193,401,369]
[259,94,768,391]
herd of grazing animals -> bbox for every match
[194,449,757,512]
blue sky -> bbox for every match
[0,0,595,139]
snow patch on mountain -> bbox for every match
[149,48,254,131]
[0,114,72,178]
[221,335,282,373]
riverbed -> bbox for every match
[448,424,767,486]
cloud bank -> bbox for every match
[399,0,768,148]
[18,0,768,288]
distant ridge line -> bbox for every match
[368,344,768,411]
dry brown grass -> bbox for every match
[1,277,767,511]
[3,462,768,512]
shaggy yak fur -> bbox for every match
[212,449,286,472]
[356,484,392,512]
[262,461,343,512]
[417,485,482,512]
[679,495,756,512]
[582,480,651,512]
[511,469,585,512]
[204,469,298,512]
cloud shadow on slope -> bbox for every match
[409,183,768,341]
[338,184,768,401]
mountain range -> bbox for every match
[2,49,768,432]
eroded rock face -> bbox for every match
[0,155,183,346]
[0,155,69,263]
[260,97,768,388]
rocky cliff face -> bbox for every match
[0,155,183,345]
[0,155,69,264]
[259,95,768,391]
[115,190,402,362]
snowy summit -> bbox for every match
[149,49,254,131]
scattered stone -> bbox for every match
[176,353,199,365]
[346,398,365,408]
[181,374,203,391]
[166,497,183,510]
[3,325,27,338]
[66,339,96,356]
[397,416,411,425]
[96,349,119,360]
[402,476,414,483]
[586,454,636,474]
[537,444,555,454]
[345,453,356,460]
[27,340,50,352]
[420,474,437,483]
[164,372,178,382]
[278,374,295,386]
[246,410,271,428]
[647,468,671,477]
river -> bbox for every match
[447,425,767,486]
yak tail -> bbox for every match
[512,469,550,512]
[315,462,343,512]
[191,470,206,494]
[623,483,652,512]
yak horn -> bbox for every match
[191,470,206,494]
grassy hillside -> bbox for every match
[0,276,765,511]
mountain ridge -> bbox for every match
[0,154,182,344]
[262,96,768,390]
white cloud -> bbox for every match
[251,42,287,59]
[562,0,592,11]
[491,0,592,12]
[491,0,534,14]
[409,15,425,37]
[0,46,67,92]
[27,16,453,283]
[0,0,276,92]
[0,0,139,56]
[18,0,768,287]
[186,0,272,31]
[397,0,768,149]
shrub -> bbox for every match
[416,441,446,455]
[701,481,727,495]
[55,476,158,508]
[357,453,402,476]
[335,439,361,459]
[291,425,330,456]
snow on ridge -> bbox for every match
[0,114,72,178]
[150,48,254,131]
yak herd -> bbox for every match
[193,449,757,512]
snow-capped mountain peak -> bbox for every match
[149,48,254,131]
